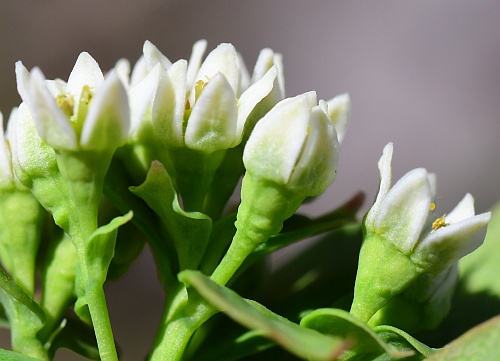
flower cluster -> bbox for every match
[0,39,493,361]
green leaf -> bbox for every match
[85,211,133,286]
[0,348,43,361]
[74,211,133,322]
[300,309,413,360]
[179,270,350,361]
[426,315,500,361]
[131,161,212,271]
[104,156,176,289]
[373,325,435,360]
[0,267,45,323]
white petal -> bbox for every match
[16,63,77,150]
[114,58,131,90]
[446,193,475,224]
[427,173,437,200]
[243,92,316,184]
[237,52,251,95]
[152,59,187,148]
[185,73,238,152]
[80,70,130,150]
[326,93,350,144]
[45,79,67,98]
[143,40,172,71]
[0,112,13,186]
[129,63,161,137]
[186,39,207,90]
[374,168,432,254]
[66,52,104,99]
[235,66,278,145]
[251,48,275,83]
[130,56,148,87]
[195,43,240,95]
[366,143,393,226]
[412,212,491,273]
[289,104,339,196]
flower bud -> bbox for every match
[243,91,339,197]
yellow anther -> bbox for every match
[429,202,436,211]
[432,216,448,230]
[56,94,74,117]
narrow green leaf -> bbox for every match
[74,211,133,323]
[426,315,500,361]
[301,308,413,360]
[0,267,45,323]
[0,348,43,361]
[131,161,212,271]
[180,270,350,361]
[85,211,133,286]
[373,325,435,360]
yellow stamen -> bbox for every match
[432,216,448,230]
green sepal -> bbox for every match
[179,270,349,361]
[0,267,45,324]
[38,231,78,343]
[373,325,435,360]
[0,348,44,361]
[426,315,500,361]
[0,189,44,295]
[351,232,423,323]
[131,161,212,271]
[300,308,412,360]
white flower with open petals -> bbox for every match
[366,143,491,273]
[351,142,491,323]
[15,52,130,151]
[144,40,282,154]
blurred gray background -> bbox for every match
[1,1,500,360]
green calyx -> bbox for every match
[350,232,423,323]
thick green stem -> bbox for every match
[86,284,118,361]
[55,150,118,360]
[149,287,216,361]
[211,173,303,286]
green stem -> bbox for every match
[149,290,216,361]
[86,284,118,361]
[210,230,256,286]
[56,150,119,360]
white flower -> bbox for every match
[366,143,491,273]
[243,92,340,197]
[143,40,283,153]
[15,52,130,151]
